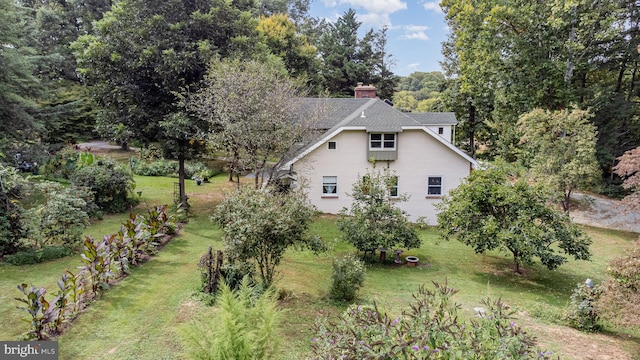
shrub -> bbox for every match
[565,281,602,332]
[138,144,163,161]
[4,246,72,265]
[312,281,552,359]
[181,278,282,360]
[25,181,92,249]
[0,164,28,256]
[72,158,138,213]
[330,253,365,302]
[41,145,80,180]
[131,159,178,177]
[596,241,640,330]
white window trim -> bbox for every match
[426,176,443,197]
[322,176,338,197]
[389,175,399,198]
[369,133,396,151]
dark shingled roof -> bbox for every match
[404,112,457,125]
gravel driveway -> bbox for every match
[570,193,640,233]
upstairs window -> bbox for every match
[322,176,337,195]
[438,127,444,135]
[328,141,336,150]
[427,176,442,196]
[370,133,396,150]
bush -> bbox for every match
[5,246,73,265]
[72,158,138,213]
[0,165,28,256]
[40,145,79,180]
[565,281,602,332]
[596,241,640,330]
[330,253,365,302]
[131,158,178,177]
[181,278,282,360]
[312,281,551,359]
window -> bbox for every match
[438,127,444,135]
[328,141,336,150]
[369,133,396,150]
[427,176,442,196]
[389,176,398,197]
[322,176,337,195]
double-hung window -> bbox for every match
[427,176,442,196]
[322,176,337,195]
[369,133,396,150]
[389,176,399,197]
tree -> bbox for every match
[338,167,420,256]
[73,0,256,203]
[211,187,325,288]
[518,108,600,213]
[0,0,43,158]
[188,59,315,189]
[436,166,591,273]
[0,164,28,256]
[613,146,640,211]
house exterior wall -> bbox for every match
[291,129,471,225]
[426,125,453,143]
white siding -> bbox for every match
[292,129,471,225]
[426,125,453,143]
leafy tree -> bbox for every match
[436,166,591,273]
[338,167,420,256]
[212,187,325,288]
[312,281,552,359]
[518,108,601,213]
[73,0,256,203]
[188,59,315,189]
[256,13,317,79]
[613,146,640,211]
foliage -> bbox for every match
[0,164,28,256]
[182,278,282,360]
[311,281,551,359]
[436,166,592,273]
[315,9,398,99]
[518,108,600,213]
[338,167,421,255]
[212,187,325,288]
[78,236,114,298]
[41,145,83,180]
[564,282,602,332]
[0,0,43,157]
[71,158,137,213]
[131,158,179,177]
[4,246,73,266]
[25,181,92,249]
[188,58,314,189]
[596,240,640,330]
[14,284,57,340]
[329,253,365,302]
[613,146,640,211]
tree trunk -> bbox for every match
[469,104,477,159]
[178,154,189,207]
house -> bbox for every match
[279,84,477,225]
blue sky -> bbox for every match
[308,0,448,76]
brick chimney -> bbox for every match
[354,82,377,99]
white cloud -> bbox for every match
[322,0,338,7]
[407,63,421,70]
[400,25,430,41]
[357,12,392,28]
[422,1,443,13]
[340,0,407,14]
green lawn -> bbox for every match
[1,173,639,359]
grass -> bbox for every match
[1,170,639,359]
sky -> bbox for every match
[308,0,449,77]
